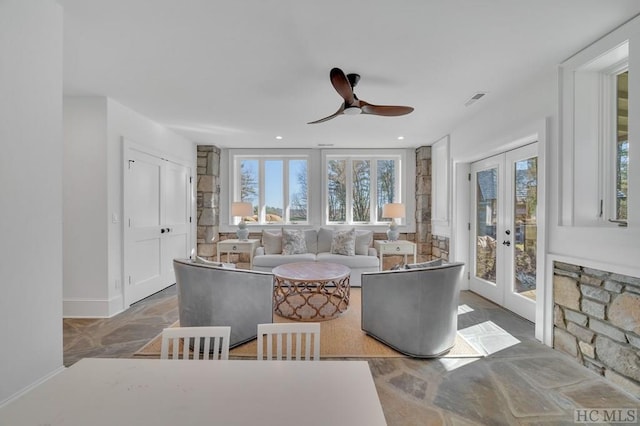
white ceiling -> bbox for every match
[58,0,640,149]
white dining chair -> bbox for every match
[257,323,320,361]
[160,326,231,360]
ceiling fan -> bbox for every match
[308,67,414,124]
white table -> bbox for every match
[374,240,417,270]
[217,238,260,269]
[0,358,387,426]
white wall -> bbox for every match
[449,69,556,274]
[63,97,109,310]
[450,47,639,271]
[0,0,64,405]
[107,99,196,311]
[62,96,196,317]
[447,27,640,344]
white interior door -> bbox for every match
[469,144,538,321]
[124,144,192,306]
[161,161,191,285]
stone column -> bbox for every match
[196,145,221,259]
[415,147,433,262]
[415,146,449,262]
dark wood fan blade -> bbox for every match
[307,105,345,124]
[360,101,414,116]
[330,68,355,105]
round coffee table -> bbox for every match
[272,262,350,321]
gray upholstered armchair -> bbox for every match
[361,262,465,357]
[173,259,274,348]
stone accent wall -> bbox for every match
[415,146,433,262]
[431,235,450,262]
[553,261,640,398]
[415,146,448,262]
[196,145,221,259]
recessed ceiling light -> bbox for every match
[397,136,405,140]
[275,135,283,140]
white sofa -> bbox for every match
[252,227,380,286]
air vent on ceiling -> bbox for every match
[465,92,487,107]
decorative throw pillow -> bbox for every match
[282,229,307,255]
[390,263,405,270]
[330,228,356,256]
[405,259,444,269]
[317,227,334,253]
[262,230,282,254]
[355,230,373,255]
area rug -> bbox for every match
[134,288,482,359]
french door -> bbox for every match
[123,143,192,306]
[469,144,538,321]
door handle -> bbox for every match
[502,240,511,246]
[160,228,166,234]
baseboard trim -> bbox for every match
[63,295,124,318]
[0,365,65,408]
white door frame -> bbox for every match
[469,144,539,322]
[454,120,548,343]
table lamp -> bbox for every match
[382,203,405,241]
[231,202,253,240]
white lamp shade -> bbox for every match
[382,203,405,219]
[231,202,253,218]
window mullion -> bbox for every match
[259,158,265,224]
[396,158,402,220]
[345,159,352,224]
[370,159,378,223]
[283,159,290,223]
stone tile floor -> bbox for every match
[64,286,639,425]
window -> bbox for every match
[325,155,401,224]
[615,70,628,221]
[602,64,629,225]
[234,156,309,224]
[560,38,631,227]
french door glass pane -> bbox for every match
[352,160,371,222]
[513,157,537,300]
[328,160,346,222]
[289,159,307,222]
[476,168,498,283]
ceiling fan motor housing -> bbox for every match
[347,73,360,88]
